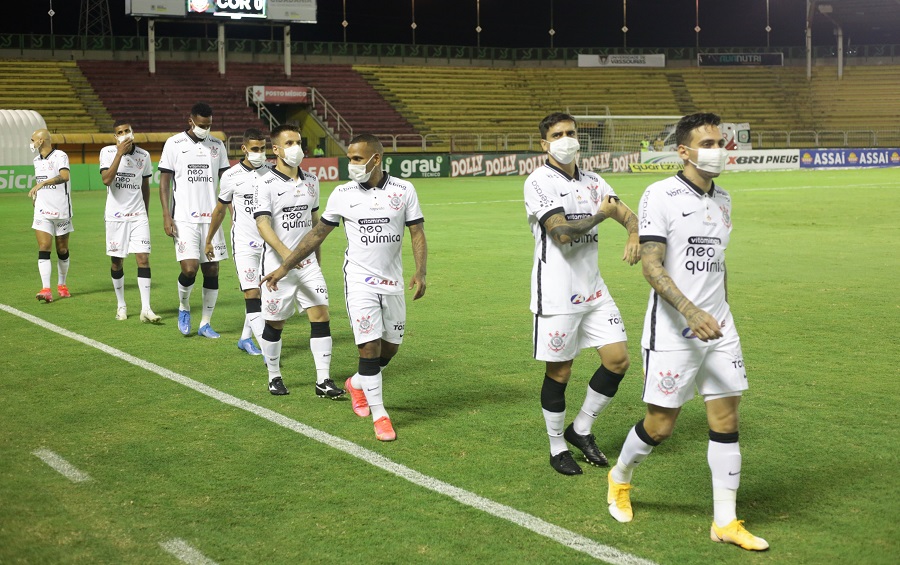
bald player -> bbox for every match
[28,129,73,303]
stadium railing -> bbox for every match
[1,34,897,63]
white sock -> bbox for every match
[358,372,387,420]
[260,337,282,381]
[57,257,69,285]
[39,259,51,288]
[709,439,741,527]
[350,374,361,389]
[542,408,567,456]
[612,425,656,484]
[572,388,614,435]
[310,336,333,384]
[112,276,126,308]
[241,313,253,340]
[200,287,218,326]
[178,281,193,312]
[249,313,264,344]
[137,276,151,311]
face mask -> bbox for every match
[348,154,376,184]
[29,142,38,153]
[280,145,303,167]
[547,136,580,165]
[686,146,727,175]
[116,132,134,144]
[191,122,210,140]
[247,151,267,168]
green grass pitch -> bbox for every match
[1,168,898,564]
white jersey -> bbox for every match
[322,174,424,296]
[33,149,72,220]
[524,163,618,315]
[158,131,229,224]
[218,161,268,253]
[100,145,152,222]
[254,167,320,274]
[638,172,733,351]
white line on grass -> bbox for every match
[2,304,656,565]
[159,538,219,565]
[424,198,522,206]
[32,449,92,483]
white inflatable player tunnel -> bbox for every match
[0,109,47,166]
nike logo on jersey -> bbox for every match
[235,181,246,186]
[350,203,361,208]
[560,192,570,197]
[277,191,287,196]
[682,211,697,217]
[181,149,191,153]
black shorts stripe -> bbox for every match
[533,314,540,358]
[642,348,651,399]
[649,291,659,350]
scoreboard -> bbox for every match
[126,0,316,23]
[189,0,265,19]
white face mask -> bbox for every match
[686,146,728,175]
[547,136,580,165]
[280,144,303,168]
[348,154,376,184]
[29,142,38,153]
[247,151,267,168]
[116,132,134,144]
[191,122,210,140]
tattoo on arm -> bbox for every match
[544,212,603,245]
[281,222,332,270]
[641,241,698,317]
[410,224,427,275]
[622,210,639,235]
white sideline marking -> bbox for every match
[2,304,656,565]
[159,538,219,565]
[425,198,521,206]
[32,449,92,483]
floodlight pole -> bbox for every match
[411,0,416,45]
[549,0,555,48]
[622,0,627,48]
[476,0,481,48]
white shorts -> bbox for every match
[174,221,227,263]
[345,288,406,346]
[641,334,748,409]
[106,218,151,257]
[532,299,627,362]
[233,249,262,291]
[261,261,328,321]
[33,217,73,236]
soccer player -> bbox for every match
[158,102,230,338]
[99,120,160,323]
[524,112,641,476]
[28,129,73,303]
[253,124,341,398]
[606,112,768,551]
[204,128,270,355]
[262,133,427,442]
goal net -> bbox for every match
[571,115,683,154]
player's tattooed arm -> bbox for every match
[255,215,293,261]
[282,221,334,270]
[408,222,427,300]
[641,240,722,341]
[543,212,604,245]
[615,203,641,265]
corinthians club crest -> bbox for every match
[357,315,373,334]
[265,298,280,315]
[548,331,567,353]
[243,268,257,282]
[657,370,681,395]
[388,193,403,211]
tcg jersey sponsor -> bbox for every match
[158,131,229,224]
[218,161,269,254]
[253,167,320,273]
[638,172,733,350]
[321,174,424,295]
[100,145,152,222]
[524,163,617,315]
[33,149,72,220]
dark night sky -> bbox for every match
[3,1,894,49]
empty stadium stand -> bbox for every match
[76,61,417,143]
[0,60,112,134]
[354,64,899,149]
